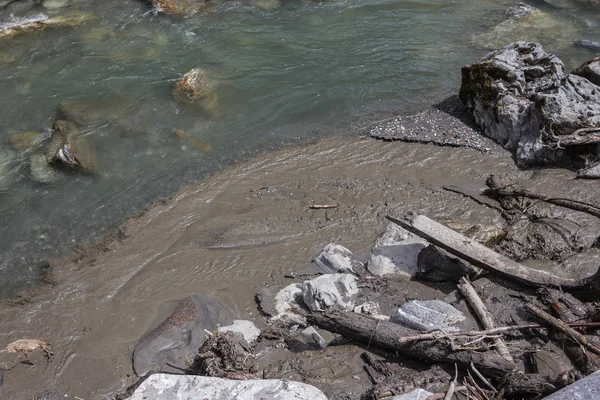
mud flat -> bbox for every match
[1,98,600,399]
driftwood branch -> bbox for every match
[458,277,514,363]
[549,127,600,148]
[387,214,600,293]
[526,303,600,356]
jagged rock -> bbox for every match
[572,57,600,87]
[172,68,220,116]
[541,370,600,399]
[390,300,466,332]
[132,294,235,376]
[46,120,97,173]
[0,14,94,41]
[7,131,41,152]
[388,389,433,400]
[460,41,600,167]
[301,274,359,312]
[416,245,479,283]
[314,243,368,276]
[218,320,261,344]
[128,375,328,400]
[271,283,307,325]
[367,223,428,278]
[474,4,577,50]
[29,153,56,183]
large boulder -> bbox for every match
[128,375,328,400]
[132,294,235,376]
[460,41,600,167]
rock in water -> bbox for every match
[8,131,41,152]
[132,294,235,376]
[572,57,600,87]
[0,14,95,41]
[46,120,97,173]
[29,153,56,184]
[172,68,220,117]
[391,300,466,332]
[301,274,359,312]
[128,375,328,400]
[367,223,428,278]
[314,243,368,276]
[0,146,17,190]
[460,41,600,167]
[151,0,212,14]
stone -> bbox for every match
[416,245,479,283]
[460,41,600,167]
[353,301,381,316]
[132,294,235,376]
[174,129,214,152]
[367,223,428,278]
[474,4,577,50]
[29,153,56,184]
[218,320,261,344]
[300,326,326,349]
[301,273,359,312]
[271,283,307,325]
[541,370,600,399]
[314,243,367,276]
[46,120,97,173]
[390,300,465,332]
[388,388,433,400]
[7,131,41,152]
[0,51,16,64]
[172,68,220,116]
[572,57,600,87]
[577,163,600,179]
[0,14,95,41]
[0,146,17,190]
[128,375,328,400]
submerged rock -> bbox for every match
[46,120,96,173]
[172,68,220,116]
[132,294,236,376]
[0,51,16,64]
[572,56,600,87]
[8,131,42,152]
[0,13,94,41]
[150,0,214,14]
[174,129,214,152]
[367,223,428,278]
[42,0,70,10]
[0,146,17,190]
[474,4,577,50]
[128,375,328,400]
[391,300,466,332]
[314,243,367,276]
[29,153,56,183]
[460,41,600,167]
[302,274,359,312]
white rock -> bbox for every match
[272,283,307,325]
[128,375,329,400]
[353,301,381,316]
[302,274,359,312]
[301,326,326,349]
[391,300,465,332]
[314,243,366,275]
[219,320,261,344]
[388,388,433,400]
[367,223,428,278]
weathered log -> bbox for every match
[306,311,514,378]
[387,214,600,293]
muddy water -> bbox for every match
[0,136,598,399]
[1,0,600,296]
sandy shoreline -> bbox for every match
[1,98,599,399]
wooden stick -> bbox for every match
[444,364,458,400]
[526,303,600,356]
[395,321,600,345]
[458,277,514,363]
[387,213,600,292]
[309,204,338,209]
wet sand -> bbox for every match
[1,129,598,399]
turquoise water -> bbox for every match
[0,0,598,296]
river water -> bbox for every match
[0,0,598,297]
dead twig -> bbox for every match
[444,364,458,400]
[470,362,497,393]
[526,303,600,356]
[458,277,514,363]
[309,204,338,209]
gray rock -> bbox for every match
[300,326,326,349]
[460,41,600,167]
[367,223,428,278]
[577,163,600,179]
[573,57,600,87]
[390,300,465,332]
[388,388,433,400]
[416,245,478,283]
[353,301,381,316]
[128,375,328,400]
[0,146,17,190]
[301,274,359,312]
[219,320,261,344]
[46,120,97,173]
[541,370,600,399]
[132,294,235,376]
[314,243,367,276]
[271,283,307,325]
[30,153,56,184]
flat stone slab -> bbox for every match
[128,375,329,400]
[542,370,600,399]
[391,300,465,332]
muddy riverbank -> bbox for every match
[1,99,600,398]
